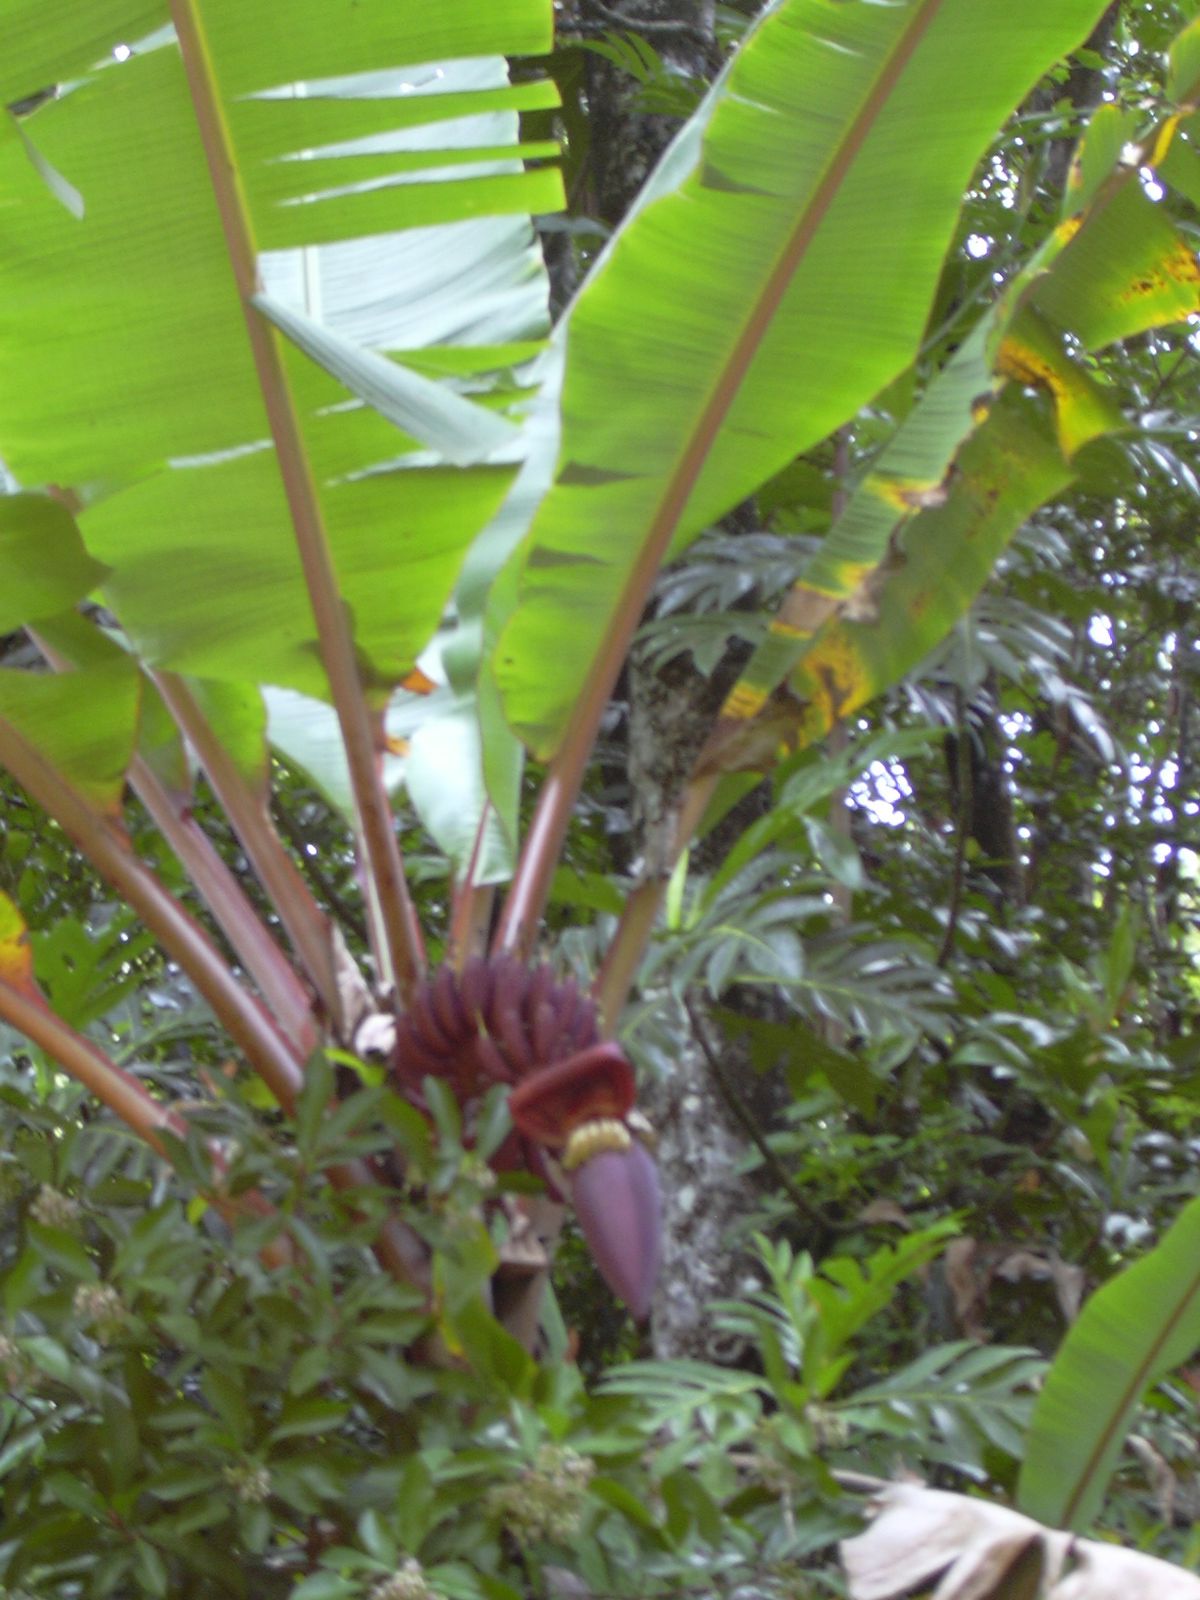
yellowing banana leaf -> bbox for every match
[776,95,1200,745]
[489,0,1112,760]
[1032,182,1200,349]
[0,888,41,1003]
[701,67,1200,770]
[787,388,1074,746]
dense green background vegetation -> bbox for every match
[2,0,1200,1595]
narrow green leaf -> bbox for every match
[422,1075,462,1144]
[252,167,565,251]
[201,0,555,96]
[268,1396,350,1443]
[588,1476,669,1543]
[149,1466,224,1502]
[356,1509,397,1566]
[291,1576,359,1600]
[2,109,84,217]
[28,1221,98,1283]
[253,294,520,465]
[230,80,561,157]
[295,1053,337,1159]
[1018,1194,1200,1530]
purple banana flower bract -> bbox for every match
[569,1138,661,1320]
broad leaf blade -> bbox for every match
[0,13,557,702]
[1018,1195,1200,1531]
[253,292,520,465]
[0,664,141,815]
[703,83,1200,769]
[0,0,163,105]
[0,495,108,631]
[490,0,1111,758]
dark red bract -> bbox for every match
[391,957,661,1318]
[570,1139,661,1321]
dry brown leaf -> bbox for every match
[840,1485,1053,1600]
[332,921,373,1043]
[943,1237,989,1338]
[1051,1540,1200,1599]
[840,1483,1200,1600]
[940,1240,1084,1340]
[993,1248,1085,1323]
[858,1198,912,1229]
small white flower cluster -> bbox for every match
[223,1462,272,1504]
[804,1403,849,1453]
[72,1282,126,1343]
[0,1160,29,1205]
[368,1558,438,1600]
[456,1153,497,1193]
[485,1444,595,1547]
[0,1334,35,1394]
[29,1184,81,1230]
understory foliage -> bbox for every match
[0,1054,1024,1598]
[3,0,1200,1596]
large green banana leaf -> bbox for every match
[0,0,560,878]
[0,5,559,696]
[487,0,1112,761]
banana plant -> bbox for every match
[0,0,1184,1341]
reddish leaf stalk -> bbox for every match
[0,722,305,1110]
[4,722,427,1291]
[151,670,342,1027]
[30,631,319,1056]
[593,775,717,1030]
[0,982,181,1157]
[0,981,411,1276]
[448,802,496,969]
[129,751,320,1057]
